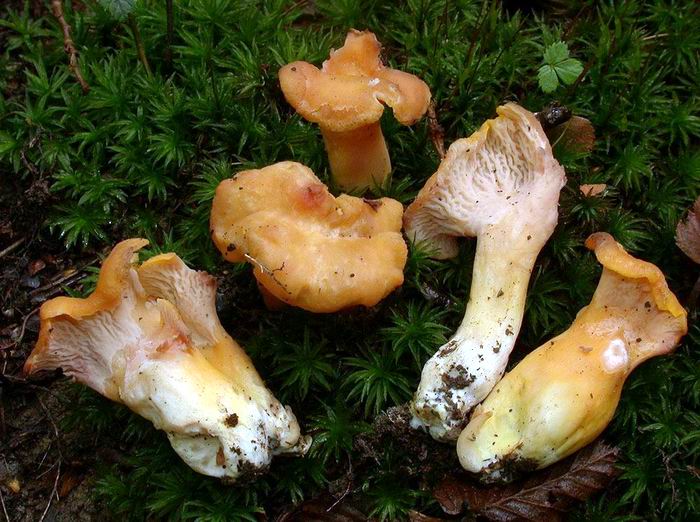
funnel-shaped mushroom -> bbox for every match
[279,29,431,191]
[24,240,310,480]
[457,233,687,481]
[405,103,566,440]
[210,161,407,313]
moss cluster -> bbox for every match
[2,0,699,519]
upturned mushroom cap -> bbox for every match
[210,161,407,313]
[279,29,431,133]
[25,238,149,400]
[456,233,687,481]
[404,103,566,259]
[24,239,309,480]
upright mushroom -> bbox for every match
[405,103,566,441]
[457,233,688,481]
[279,29,431,192]
[210,161,407,313]
[24,239,310,480]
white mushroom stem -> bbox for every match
[411,223,543,441]
[321,123,391,191]
[404,103,566,442]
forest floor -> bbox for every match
[2,0,700,521]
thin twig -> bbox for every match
[28,270,79,295]
[3,307,39,351]
[29,255,99,296]
[20,148,39,177]
[0,238,24,260]
[37,440,53,470]
[35,457,58,480]
[662,451,679,505]
[37,395,63,458]
[128,14,152,76]
[50,0,89,93]
[427,102,445,159]
[642,32,668,41]
[38,460,61,522]
[326,457,353,513]
[0,487,8,522]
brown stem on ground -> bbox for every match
[164,0,174,68]
[128,14,152,76]
[50,0,89,94]
[427,102,446,159]
[0,238,24,260]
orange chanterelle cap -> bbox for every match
[210,161,407,313]
[279,30,431,192]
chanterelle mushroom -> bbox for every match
[210,161,407,313]
[279,29,431,191]
[457,233,687,482]
[24,239,310,480]
[405,103,566,441]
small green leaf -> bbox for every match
[543,41,570,65]
[538,65,560,93]
[556,58,584,85]
[539,41,584,92]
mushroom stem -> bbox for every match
[457,226,538,339]
[411,224,540,441]
[456,233,688,481]
[321,122,391,191]
[404,104,566,441]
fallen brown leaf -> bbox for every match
[548,116,595,155]
[5,477,20,494]
[27,259,46,276]
[58,468,83,497]
[579,184,607,197]
[276,493,368,522]
[676,196,700,264]
[433,440,620,521]
[408,510,448,521]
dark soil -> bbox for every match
[0,161,109,520]
[1,380,109,521]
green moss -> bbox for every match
[2,0,699,519]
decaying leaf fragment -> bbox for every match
[210,161,407,313]
[277,493,367,522]
[434,440,620,521]
[548,115,595,154]
[580,183,607,196]
[676,195,700,264]
[24,239,309,480]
